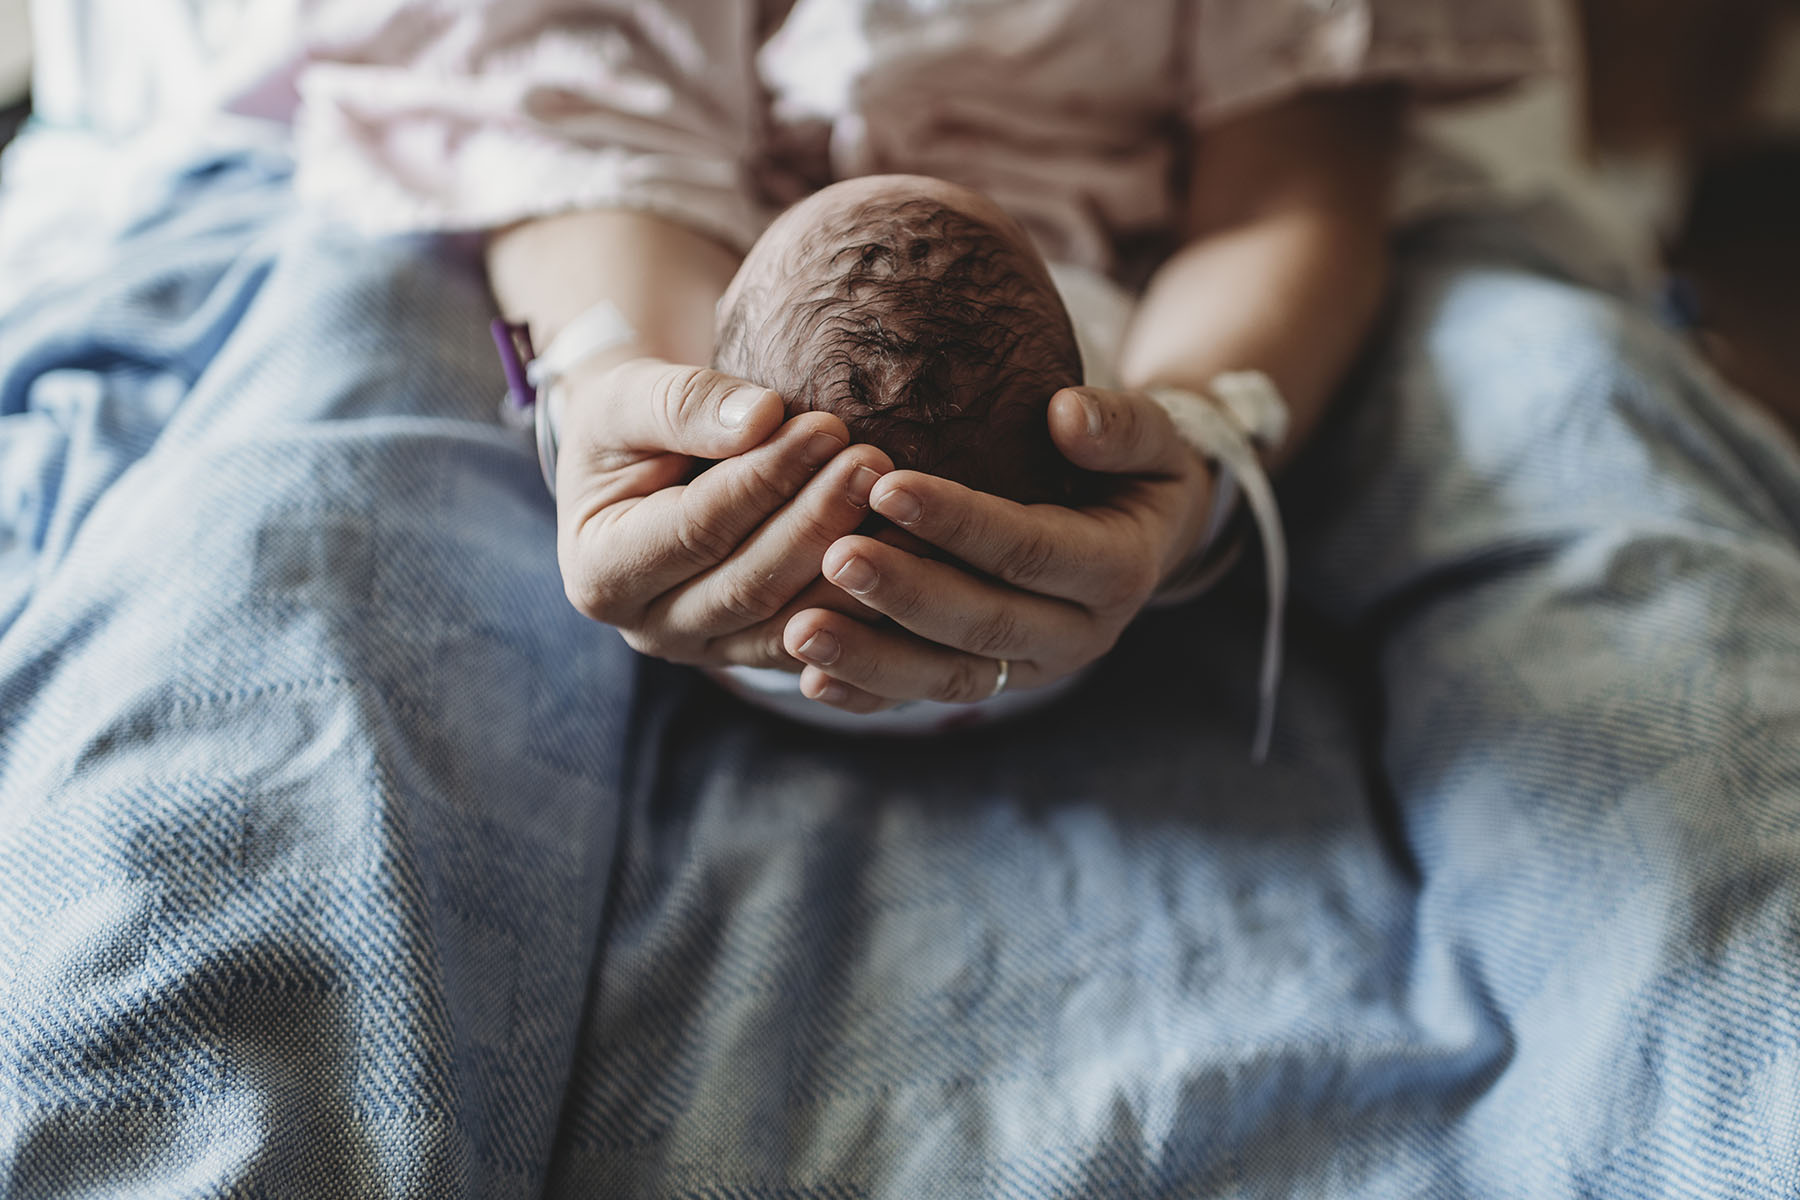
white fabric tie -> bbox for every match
[1147,373,1290,763]
[498,300,638,496]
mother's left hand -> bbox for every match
[781,386,1216,711]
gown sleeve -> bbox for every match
[1187,0,1561,127]
[291,0,765,248]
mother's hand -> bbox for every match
[780,387,1215,711]
[556,356,892,669]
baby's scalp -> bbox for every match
[715,177,1086,504]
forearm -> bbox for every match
[485,208,742,375]
[1116,86,1401,469]
[1117,207,1389,468]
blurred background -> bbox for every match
[0,0,25,147]
[0,0,1795,428]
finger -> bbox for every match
[561,412,848,624]
[749,574,884,630]
[866,472,1159,607]
[700,576,884,672]
[1047,386,1193,477]
[558,448,692,524]
[787,574,886,624]
[797,668,895,714]
[568,358,787,462]
[654,443,892,634]
[784,608,1024,705]
[702,621,799,671]
[817,534,1091,659]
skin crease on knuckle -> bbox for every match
[731,452,796,517]
[757,627,794,670]
[690,456,882,646]
[931,656,989,705]
[671,487,743,566]
[991,527,1057,591]
[561,552,625,626]
[711,570,791,629]
[651,364,711,445]
[964,603,1023,659]
[790,468,868,551]
[931,489,985,555]
[791,447,889,547]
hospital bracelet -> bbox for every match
[491,300,639,498]
[1145,372,1291,762]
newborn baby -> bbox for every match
[711,174,1121,733]
[714,174,1087,505]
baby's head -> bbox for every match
[715,175,1085,504]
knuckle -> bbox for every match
[993,530,1057,587]
[618,626,665,659]
[879,575,928,623]
[650,365,717,440]
[736,456,796,515]
[932,657,991,705]
[965,606,1023,658]
[938,500,980,548]
[672,491,740,565]
[755,628,794,669]
[793,492,861,548]
[562,565,618,625]
[712,571,789,627]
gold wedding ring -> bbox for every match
[988,658,1011,699]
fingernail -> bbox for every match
[832,556,878,595]
[797,630,841,665]
[847,465,882,507]
[719,388,766,430]
[874,486,923,526]
[814,680,851,705]
[804,431,845,468]
[1079,394,1104,439]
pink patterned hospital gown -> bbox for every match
[226,0,1560,272]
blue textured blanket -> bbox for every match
[3,151,1800,1197]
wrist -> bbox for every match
[1142,373,1291,759]
[1149,450,1243,608]
[1144,373,1288,604]
[493,300,645,497]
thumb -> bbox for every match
[1048,386,1188,476]
[589,358,787,460]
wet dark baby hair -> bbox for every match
[714,197,1086,504]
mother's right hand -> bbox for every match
[554,356,893,669]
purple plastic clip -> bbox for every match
[491,318,538,413]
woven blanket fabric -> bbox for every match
[2,152,1799,1198]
